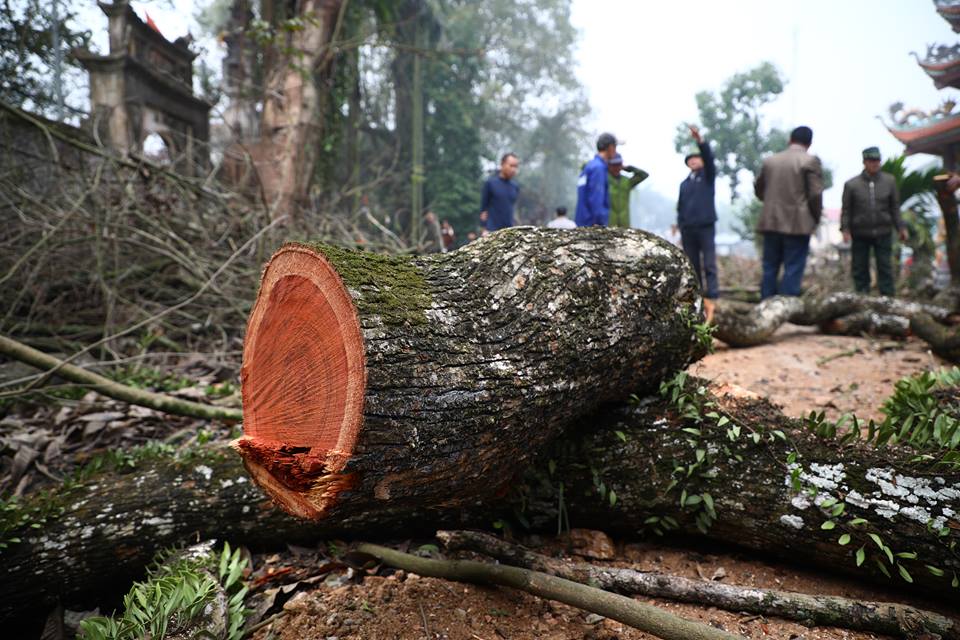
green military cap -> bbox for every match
[862,146,881,160]
[683,147,701,164]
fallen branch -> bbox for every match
[355,542,744,640]
[714,293,955,353]
[912,312,960,362]
[0,334,241,422]
[438,530,960,640]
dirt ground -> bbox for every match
[248,328,954,640]
[693,325,945,422]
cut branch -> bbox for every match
[0,334,242,421]
[356,542,744,640]
[438,530,960,640]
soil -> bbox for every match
[247,328,956,640]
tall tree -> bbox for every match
[249,0,346,219]
[673,62,788,202]
[0,0,90,117]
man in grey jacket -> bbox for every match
[841,147,905,297]
[754,126,824,299]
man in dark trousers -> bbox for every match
[575,132,618,227]
[480,152,520,232]
[841,147,905,296]
[675,125,718,322]
[754,125,824,299]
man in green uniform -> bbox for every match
[840,146,906,296]
[607,154,649,228]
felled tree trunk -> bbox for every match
[233,227,704,521]
[3,387,956,625]
[518,385,960,595]
[714,293,954,350]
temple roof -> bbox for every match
[916,43,960,89]
[887,108,960,156]
[936,0,960,33]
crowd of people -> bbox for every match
[470,126,906,320]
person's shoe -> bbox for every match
[703,298,716,324]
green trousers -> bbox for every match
[851,233,894,296]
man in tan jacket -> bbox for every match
[754,126,824,299]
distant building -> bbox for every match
[74,0,211,172]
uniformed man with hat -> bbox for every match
[840,147,905,296]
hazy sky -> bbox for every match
[569,0,955,208]
[100,1,953,210]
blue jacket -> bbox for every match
[481,174,519,231]
[677,141,717,228]
[575,154,610,227]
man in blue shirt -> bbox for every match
[575,133,618,226]
[675,125,718,321]
[480,153,520,232]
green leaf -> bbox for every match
[644,516,660,525]
[855,546,866,566]
[868,533,884,549]
[897,564,913,583]
[838,534,851,545]
[895,551,917,560]
[548,460,556,476]
[609,490,617,507]
[849,518,868,526]
[717,416,730,427]
[926,565,945,577]
[686,494,702,506]
[821,520,836,530]
[875,558,892,579]
[614,431,627,443]
[831,503,845,517]
[751,432,761,444]
[786,452,797,464]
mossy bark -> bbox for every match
[237,227,705,520]
[519,390,960,596]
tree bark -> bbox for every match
[516,385,960,596]
[437,530,960,639]
[3,386,956,625]
[234,227,704,521]
[251,0,344,218]
[713,293,954,350]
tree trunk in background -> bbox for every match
[252,0,344,218]
[936,174,960,297]
[233,227,704,522]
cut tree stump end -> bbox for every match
[235,244,366,519]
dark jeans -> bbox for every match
[761,232,810,299]
[851,233,894,296]
[680,223,718,298]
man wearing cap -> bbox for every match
[754,125,824,299]
[575,133,618,227]
[841,147,905,296]
[608,154,649,228]
[480,152,520,232]
[675,125,718,320]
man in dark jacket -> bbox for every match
[480,153,520,232]
[841,147,905,296]
[575,132,618,226]
[754,126,824,299]
[676,125,718,320]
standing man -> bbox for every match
[754,125,824,299]
[575,132,618,227]
[608,154,649,228]
[675,125,718,321]
[841,147,905,296]
[547,206,577,229]
[480,152,520,232]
